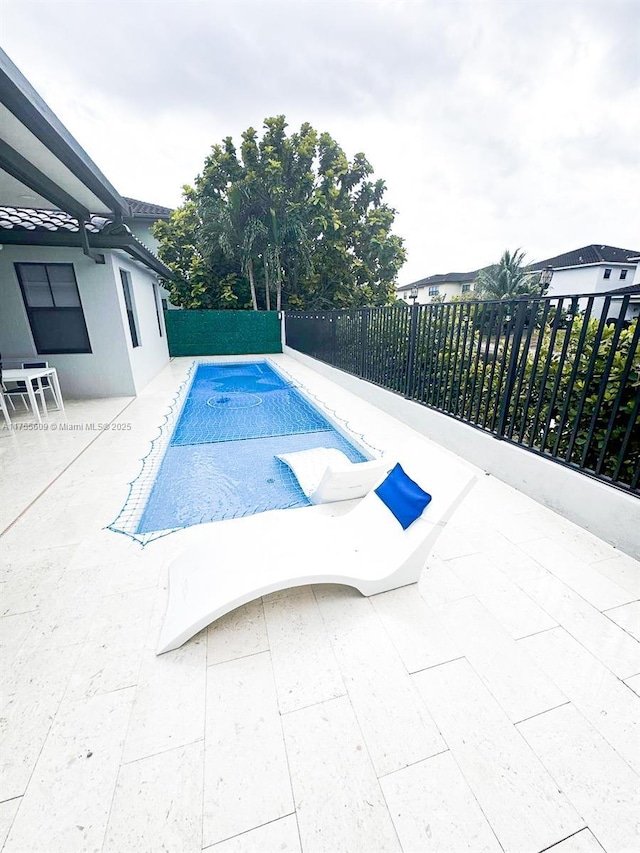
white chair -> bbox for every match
[21,361,61,411]
[156,458,477,655]
[0,389,12,429]
[276,447,394,504]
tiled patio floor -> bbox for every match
[1,355,639,853]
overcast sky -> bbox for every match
[3,0,639,284]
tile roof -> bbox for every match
[124,197,173,218]
[528,245,640,270]
[397,269,480,291]
[604,283,640,297]
[0,206,108,233]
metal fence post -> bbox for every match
[496,300,527,437]
[405,302,419,398]
[360,308,369,378]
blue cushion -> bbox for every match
[374,463,432,529]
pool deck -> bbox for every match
[1,354,639,853]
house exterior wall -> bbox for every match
[547,263,637,321]
[399,280,475,304]
[0,244,136,397]
[127,219,177,309]
[108,251,170,394]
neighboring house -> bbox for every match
[123,197,178,310]
[527,244,639,320]
[603,283,640,324]
[397,270,478,304]
[0,49,174,398]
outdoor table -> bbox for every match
[2,366,65,424]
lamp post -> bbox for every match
[539,265,554,295]
[409,285,419,304]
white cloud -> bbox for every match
[2,0,639,284]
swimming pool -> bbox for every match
[133,361,369,535]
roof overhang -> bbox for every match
[0,226,173,279]
[0,50,129,219]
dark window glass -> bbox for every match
[15,263,91,354]
[462,284,471,292]
[429,286,440,296]
[603,268,612,279]
[620,269,628,280]
[120,270,140,347]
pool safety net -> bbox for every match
[108,360,380,545]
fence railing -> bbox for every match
[285,294,640,494]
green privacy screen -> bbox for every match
[164,310,282,356]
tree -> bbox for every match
[153,116,406,309]
[475,249,542,299]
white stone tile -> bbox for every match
[0,798,21,849]
[625,673,640,696]
[3,688,134,853]
[315,585,445,776]
[65,587,156,700]
[380,750,502,852]
[103,741,204,853]
[521,538,635,610]
[206,815,300,852]
[413,659,583,853]
[494,510,560,544]
[547,521,625,565]
[436,597,566,722]
[521,573,640,679]
[282,696,400,852]
[591,553,640,598]
[432,523,479,560]
[0,544,77,615]
[207,598,269,665]
[122,634,207,764]
[457,523,549,586]
[519,626,640,775]
[417,553,471,609]
[446,553,557,638]
[0,611,35,670]
[0,643,82,800]
[371,584,461,673]
[604,600,640,641]
[262,587,345,714]
[518,703,640,853]
[544,829,606,853]
[203,652,293,847]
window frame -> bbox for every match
[603,268,612,280]
[620,269,628,280]
[15,262,92,355]
[152,282,164,337]
[461,284,471,293]
[120,269,140,348]
[428,285,440,296]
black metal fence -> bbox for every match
[285,294,640,494]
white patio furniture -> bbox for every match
[276,447,394,504]
[156,458,477,655]
[1,366,65,423]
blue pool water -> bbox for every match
[136,362,368,533]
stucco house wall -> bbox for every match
[0,244,170,397]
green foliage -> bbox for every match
[475,248,544,299]
[153,117,406,309]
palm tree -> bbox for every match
[475,249,539,299]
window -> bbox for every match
[161,298,168,311]
[620,269,628,280]
[461,284,471,293]
[428,285,440,296]
[152,282,164,336]
[15,263,91,354]
[120,270,140,347]
[603,268,612,279]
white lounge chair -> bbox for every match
[276,447,393,504]
[156,458,477,655]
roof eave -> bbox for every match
[0,227,174,278]
[0,49,130,218]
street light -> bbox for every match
[409,285,419,304]
[539,265,554,294]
